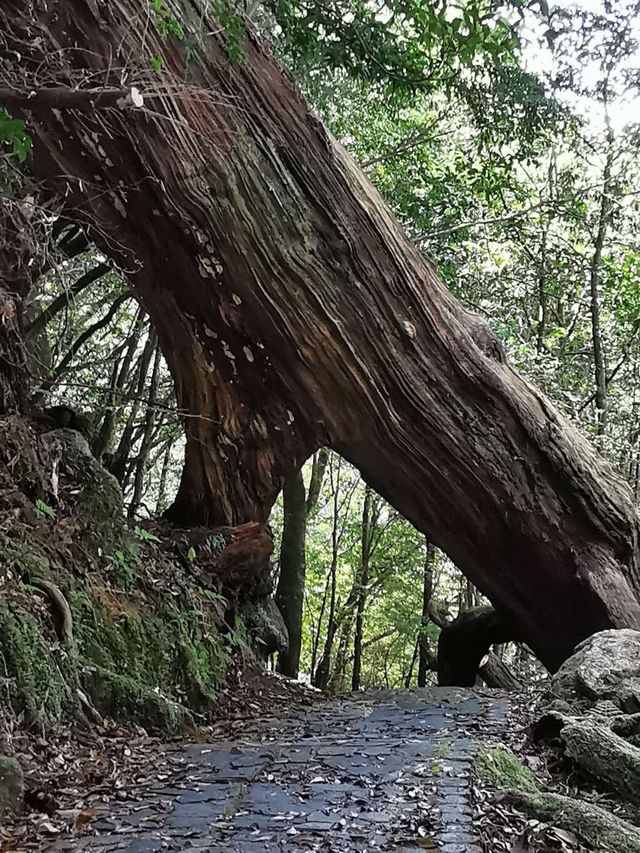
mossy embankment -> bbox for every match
[0,416,256,734]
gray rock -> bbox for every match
[550,629,640,712]
[0,755,23,817]
[241,597,289,659]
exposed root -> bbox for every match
[509,788,640,853]
[29,578,73,643]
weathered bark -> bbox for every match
[438,606,521,687]
[0,198,47,412]
[4,1,640,669]
[274,470,307,678]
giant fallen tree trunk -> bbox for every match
[3,1,640,671]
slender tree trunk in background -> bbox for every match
[309,572,328,681]
[110,331,156,484]
[93,309,145,459]
[313,549,338,690]
[155,440,173,514]
[417,541,436,688]
[534,155,556,356]
[589,135,614,437]
[25,262,110,341]
[535,229,549,357]
[129,343,162,517]
[464,578,475,610]
[352,487,374,691]
[38,292,130,395]
[6,1,640,671]
[405,639,419,688]
[275,449,327,679]
[275,470,307,678]
[306,449,329,516]
[313,458,342,689]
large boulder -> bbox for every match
[0,755,23,817]
[549,629,640,713]
[241,597,289,661]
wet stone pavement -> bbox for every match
[54,688,508,852]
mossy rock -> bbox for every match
[0,755,24,818]
[474,746,539,795]
[0,537,50,578]
[83,666,192,734]
[70,586,229,711]
[0,602,72,720]
[40,429,125,550]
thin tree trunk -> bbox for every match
[155,440,173,515]
[405,639,419,688]
[25,262,110,340]
[589,135,614,437]
[352,487,373,691]
[313,458,342,689]
[5,1,640,670]
[93,309,145,459]
[38,292,130,394]
[275,469,307,678]
[275,449,327,679]
[417,541,436,688]
[128,342,162,517]
[109,331,156,483]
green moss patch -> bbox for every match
[71,585,231,719]
[474,746,539,794]
[0,602,72,720]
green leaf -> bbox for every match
[35,499,56,520]
[0,109,32,162]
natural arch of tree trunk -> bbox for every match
[3,0,640,672]
[437,606,522,687]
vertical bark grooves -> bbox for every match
[3,0,640,669]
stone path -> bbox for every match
[54,688,508,852]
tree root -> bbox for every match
[76,688,103,726]
[534,711,640,802]
[560,718,640,802]
[509,788,640,853]
[29,578,73,643]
